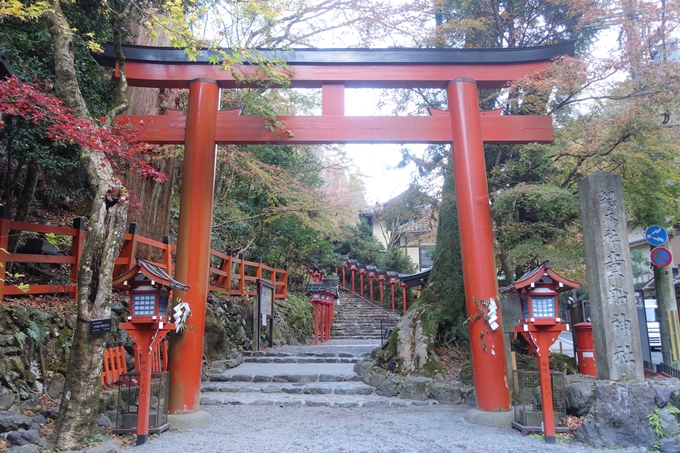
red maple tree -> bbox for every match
[0,76,167,184]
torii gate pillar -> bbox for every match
[447,78,510,411]
[168,78,219,414]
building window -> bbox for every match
[419,246,435,268]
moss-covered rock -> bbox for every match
[459,361,474,386]
[378,303,442,377]
[550,353,578,374]
[204,311,229,361]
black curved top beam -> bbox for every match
[99,42,575,67]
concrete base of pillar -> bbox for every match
[464,408,514,428]
[168,410,212,431]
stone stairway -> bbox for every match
[200,341,441,408]
[331,288,401,340]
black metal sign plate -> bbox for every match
[90,318,112,335]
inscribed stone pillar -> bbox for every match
[579,172,644,380]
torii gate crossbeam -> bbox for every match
[106,42,574,417]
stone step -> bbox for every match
[209,371,361,383]
[199,391,440,408]
[242,356,361,364]
[242,351,361,358]
[202,381,374,395]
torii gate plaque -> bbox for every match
[105,42,574,415]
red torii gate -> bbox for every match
[106,42,573,416]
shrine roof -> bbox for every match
[500,260,580,294]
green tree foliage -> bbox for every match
[491,183,581,279]
[334,218,416,274]
[207,142,337,285]
[0,0,119,224]
[418,167,468,343]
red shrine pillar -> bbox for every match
[446,78,510,412]
[169,79,220,413]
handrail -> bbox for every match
[0,213,287,302]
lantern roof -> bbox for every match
[500,260,579,294]
[113,258,190,290]
[306,284,326,293]
[400,267,432,288]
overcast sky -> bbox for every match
[343,89,432,205]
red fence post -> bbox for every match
[70,217,86,300]
[114,223,140,277]
[283,265,288,299]
[162,235,174,277]
[238,253,245,295]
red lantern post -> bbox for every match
[342,262,347,288]
[377,271,386,306]
[348,260,358,293]
[503,261,580,444]
[367,266,377,301]
[113,259,186,445]
[358,264,366,298]
[387,272,399,311]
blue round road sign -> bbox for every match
[645,225,668,247]
[650,246,673,268]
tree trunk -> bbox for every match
[44,1,129,449]
[122,22,177,260]
[7,163,40,254]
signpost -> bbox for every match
[256,279,276,350]
[646,225,669,247]
[651,246,673,268]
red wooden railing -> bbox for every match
[102,339,171,385]
[0,206,85,301]
[0,212,288,302]
[102,342,127,385]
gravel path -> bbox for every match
[119,340,645,453]
[123,404,645,453]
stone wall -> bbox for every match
[0,292,314,411]
[0,305,79,409]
